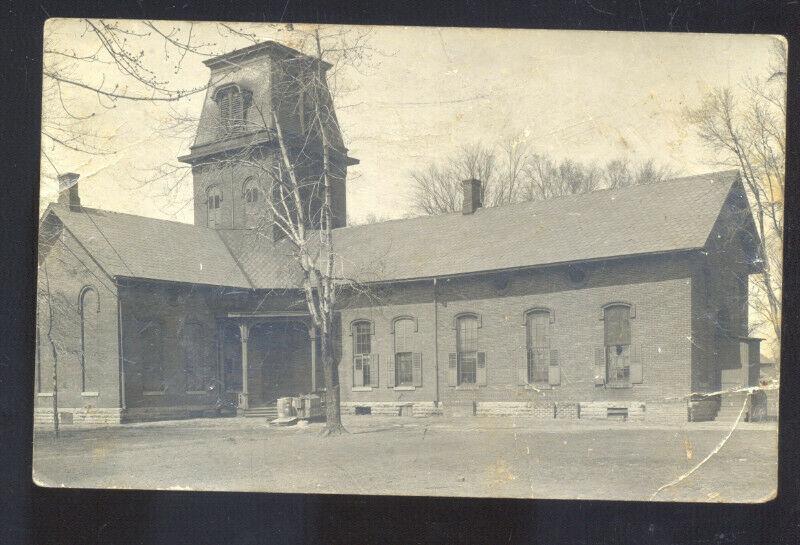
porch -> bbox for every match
[218,312,323,415]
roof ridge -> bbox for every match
[51,203,200,228]
[339,169,739,232]
[215,229,257,289]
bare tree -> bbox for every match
[41,19,218,177]
[685,39,785,353]
[185,26,372,435]
[410,137,677,213]
[521,156,602,201]
[42,21,375,435]
[602,158,678,190]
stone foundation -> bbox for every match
[555,403,580,419]
[579,401,647,422]
[646,402,689,424]
[342,401,443,417]
[34,407,123,428]
[442,400,476,417]
[123,405,217,423]
[475,402,554,418]
[411,402,443,417]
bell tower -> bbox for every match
[178,41,356,232]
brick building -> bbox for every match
[35,42,763,427]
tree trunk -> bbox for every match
[320,326,345,435]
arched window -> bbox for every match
[456,314,479,385]
[137,318,165,393]
[79,286,99,392]
[526,310,551,384]
[214,84,251,135]
[352,320,377,387]
[603,304,632,386]
[242,178,262,229]
[393,318,416,386]
[181,321,209,393]
[207,185,223,228]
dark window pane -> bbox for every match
[604,305,630,346]
[396,352,413,385]
[607,345,630,383]
[526,311,550,382]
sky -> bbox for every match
[41,21,781,224]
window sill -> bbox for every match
[81,391,100,397]
[37,392,54,398]
[185,391,207,395]
[454,385,482,390]
[393,386,416,391]
[142,391,166,396]
[605,383,632,389]
[352,386,373,392]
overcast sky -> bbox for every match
[41,21,780,224]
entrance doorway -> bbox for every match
[250,321,312,405]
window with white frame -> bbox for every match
[352,321,377,387]
[456,315,478,385]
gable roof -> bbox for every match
[43,204,252,289]
[326,170,741,283]
[42,170,743,289]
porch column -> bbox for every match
[309,325,317,392]
[239,322,250,411]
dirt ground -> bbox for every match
[31,416,778,502]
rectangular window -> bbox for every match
[457,316,478,384]
[394,318,415,386]
[395,353,413,385]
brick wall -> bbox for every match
[691,196,752,393]
[119,281,218,412]
[338,254,696,421]
[35,221,121,411]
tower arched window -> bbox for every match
[242,178,262,229]
[214,84,251,136]
[207,185,223,228]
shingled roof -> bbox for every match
[42,170,744,289]
[43,204,253,288]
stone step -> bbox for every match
[242,404,278,418]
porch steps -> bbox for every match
[715,392,750,422]
[242,403,278,419]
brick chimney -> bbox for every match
[462,178,482,215]
[57,173,81,210]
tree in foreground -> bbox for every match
[42,20,373,435]
[185,27,371,435]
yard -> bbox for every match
[32,416,777,502]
